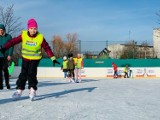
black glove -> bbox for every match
[53,60,60,66]
[0,47,6,54]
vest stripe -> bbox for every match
[22,48,41,53]
[22,53,42,56]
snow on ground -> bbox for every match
[0,78,160,120]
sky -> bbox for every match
[0,0,160,45]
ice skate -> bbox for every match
[12,89,22,100]
[75,79,80,83]
[76,79,81,83]
[29,88,36,101]
[70,79,75,83]
[78,79,81,83]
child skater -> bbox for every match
[124,65,129,78]
[112,62,118,78]
[0,18,60,101]
[74,53,84,83]
[61,56,68,79]
[67,53,75,82]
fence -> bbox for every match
[35,40,154,59]
[78,40,154,59]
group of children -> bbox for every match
[112,62,132,78]
[61,53,84,83]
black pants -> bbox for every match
[68,69,75,79]
[124,72,129,78]
[16,59,40,91]
[0,58,10,89]
[114,70,118,77]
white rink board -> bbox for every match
[11,67,160,78]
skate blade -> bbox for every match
[29,96,35,101]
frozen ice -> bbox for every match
[0,78,160,120]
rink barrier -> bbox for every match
[10,67,159,78]
[18,58,160,68]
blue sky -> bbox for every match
[0,0,160,45]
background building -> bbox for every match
[108,44,124,59]
[108,44,154,59]
[153,28,160,58]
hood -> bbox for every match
[0,24,6,31]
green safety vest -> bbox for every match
[63,61,68,69]
[74,58,83,69]
[21,30,43,60]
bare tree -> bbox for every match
[120,40,138,59]
[156,10,160,24]
[52,33,79,58]
[0,4,22,64]
[52,35,65,58]
[0,4,22,36]
[65,33,79,56]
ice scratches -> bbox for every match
[0,113,5,119]
[126,101,136,106]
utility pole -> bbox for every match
[106,40,108,49]
[133,40,134,59]
[78,40,81,53]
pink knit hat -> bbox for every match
[27,18,38,29]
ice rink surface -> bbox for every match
[0,78,160,120]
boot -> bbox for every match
[12,89,22,100]
[6,85,10,90]
[29,87,36,101]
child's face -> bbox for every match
[77,54,81,58]
[28,27,37,36]
[0,29,4,36]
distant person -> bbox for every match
[0,24,13,90]
[74,53,84,83]
[61,56,68,79]
[129,67,133,78]
[112,62,118,78]
[0,18,60,101]
[67,53,75,82]
[124,65,129,78]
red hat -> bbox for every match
[27,18,38,29]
